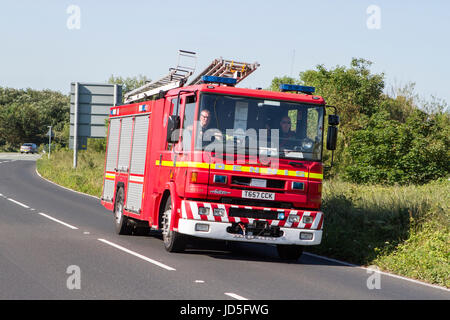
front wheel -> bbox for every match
[161,196,186,252]
[277,245,303,261]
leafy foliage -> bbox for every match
[0,87,69,149]
[345,109,450,184]
[269,58,450,185]
[108,74,151,100]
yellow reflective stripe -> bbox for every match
[309,172,324,180]
[155,160,174,166]
[105,173,115,180]
[154,160,323,180]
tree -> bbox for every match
[268,58,449,184]
[108,74,151,101]
[0,87,69,149]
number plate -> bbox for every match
[242,190,275,201]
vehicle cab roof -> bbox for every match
[165,84,326,105]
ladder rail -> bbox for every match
[188,58,259,85]
[124,50,197,104]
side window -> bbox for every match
[171,98,179,116]
[182,95,196,151]
[166,98,179,151]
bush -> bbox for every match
[344,109,450,185]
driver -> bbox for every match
[279,116,295,149]
[195,109,223,148]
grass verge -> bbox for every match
[36,148,104,197]
[37,148,449,288]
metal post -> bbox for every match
[113,84,118,107]
[47,125,52,159]
[73,82,79,168]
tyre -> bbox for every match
[277,245,303,261]
[161,196,186,252]
[114,187,132,235]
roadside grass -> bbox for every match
[36,147,104,197]
[36,148,449,288]
[308,179,449,288]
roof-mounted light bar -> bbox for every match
[279,84,315,94]
[201,75,237,86]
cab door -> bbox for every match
[156,97,179,193]
[173,94,197,198]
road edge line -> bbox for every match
[303,252,450,292]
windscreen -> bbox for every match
[194,93,324,161]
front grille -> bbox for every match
[221,197,292,209]
[231,176,285,189]
[229,207,280,220]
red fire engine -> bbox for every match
[101,51,339,260]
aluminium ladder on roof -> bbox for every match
[124,50,197,104]
[188,58,260,86]
[124,53,260,104]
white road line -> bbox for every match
[303,252,450,292]
[224,293,249,300]
[97,238,176,271]
[37,212,79,230]
[7,198,30,209]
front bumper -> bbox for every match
[176,200,323,245]
[177,218,322,245]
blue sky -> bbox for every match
[0,0,449,105]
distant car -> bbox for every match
[20,143,38,154]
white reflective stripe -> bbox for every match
[181,201,187,219]
[245,206,252,210]
[190,201,200,219]
[311,212,322,229]
[271,220,279,226]
[129,175,144,183]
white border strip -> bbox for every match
[97,238,176,271]
[303,252,450,292]
[38,212,79,230]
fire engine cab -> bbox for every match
[101,51,339,260]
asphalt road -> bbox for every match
[0,156,448,300]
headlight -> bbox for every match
[213,208,225,217]
[302,216,314,224]
[198,207,210,216]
